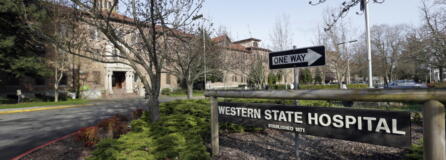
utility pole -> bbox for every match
[362,0,374,88]
[337,40,357,85]
[192,14,208,90]
[293,45,299,105]
[203,26,207,90]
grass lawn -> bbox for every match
[0,99,89,110]
[165,90,204,97]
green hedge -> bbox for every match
[88,100,211,160]
[269,84,368,90]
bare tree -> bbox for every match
[419,0,446,81]
[42,0,204,122]
[269,14,293,86]
[316,9,352,86]
[308,0,384,31]
[164,27,221,99]
[370,24,409,85]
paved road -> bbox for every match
[0,97,192,159]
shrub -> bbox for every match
[161,88,172,95]
[89,100,211,160]
[97,115,129,138]
[269,84,368,90]
[77,126,99,147]
[131,109,144,120]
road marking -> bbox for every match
[0,104,88,114]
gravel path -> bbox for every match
[215,125,422,160]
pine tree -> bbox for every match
[0,0,50,82]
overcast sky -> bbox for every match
[202,0,423,49]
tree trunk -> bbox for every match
[146,93,160,122]
[440,67,444,82]
[186,82,193,99]
[54,85,59,102]
[55,67,59,102]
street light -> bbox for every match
[192,14,208,90]
[337,39,357,84]
[361,0,374,88]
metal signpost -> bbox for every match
[269,45,326,156]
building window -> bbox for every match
[253,41,258,47]
[166,74,171,85]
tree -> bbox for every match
[0,0,50,82]
[267,72,279,86]
[419,0,446,81]
[308,0,385,31]
[299,68,313,84]
[314,68,323,84]
[269,14,293,85]
[164,27,221,99]
[370,24,409,85]
[316,8,352,86]
[39,0,204,122]
[247,56,266,89]
[46,0,76,102]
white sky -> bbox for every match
[202,0,423,49]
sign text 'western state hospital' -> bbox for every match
[218,102,411,147]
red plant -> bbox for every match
[97,115,129,138]
[76,126,99,147]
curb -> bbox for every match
[10,126,94,160]
[0,104,88,115]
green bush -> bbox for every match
[161,88,172,95]
[89,100,211,160]
[269,84,368,90]
[269,84,288,90]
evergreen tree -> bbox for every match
[299,68,313,84]
[0,0,50,82]
[314,68,322,84]
[267,72,278,86]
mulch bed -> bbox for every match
[215,125,422,160]
[19,135,91,160]
[15,111,141,160]
[16,117,422,160]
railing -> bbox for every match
[205,89,446,160]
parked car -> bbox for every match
[385,80,427,89]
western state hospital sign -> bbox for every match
[218,102,411,147]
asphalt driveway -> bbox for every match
[0,97,194,159]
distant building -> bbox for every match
[208,36,267,89]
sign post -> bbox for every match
[269,45,326,158]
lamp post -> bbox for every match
[337,40,357,85]
[192,15,208,90]
[361,0,374,88]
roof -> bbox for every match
[43,2,194,38]
[232,38,261,44]
[212,35,231,43]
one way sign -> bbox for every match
[269,46,325,69]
